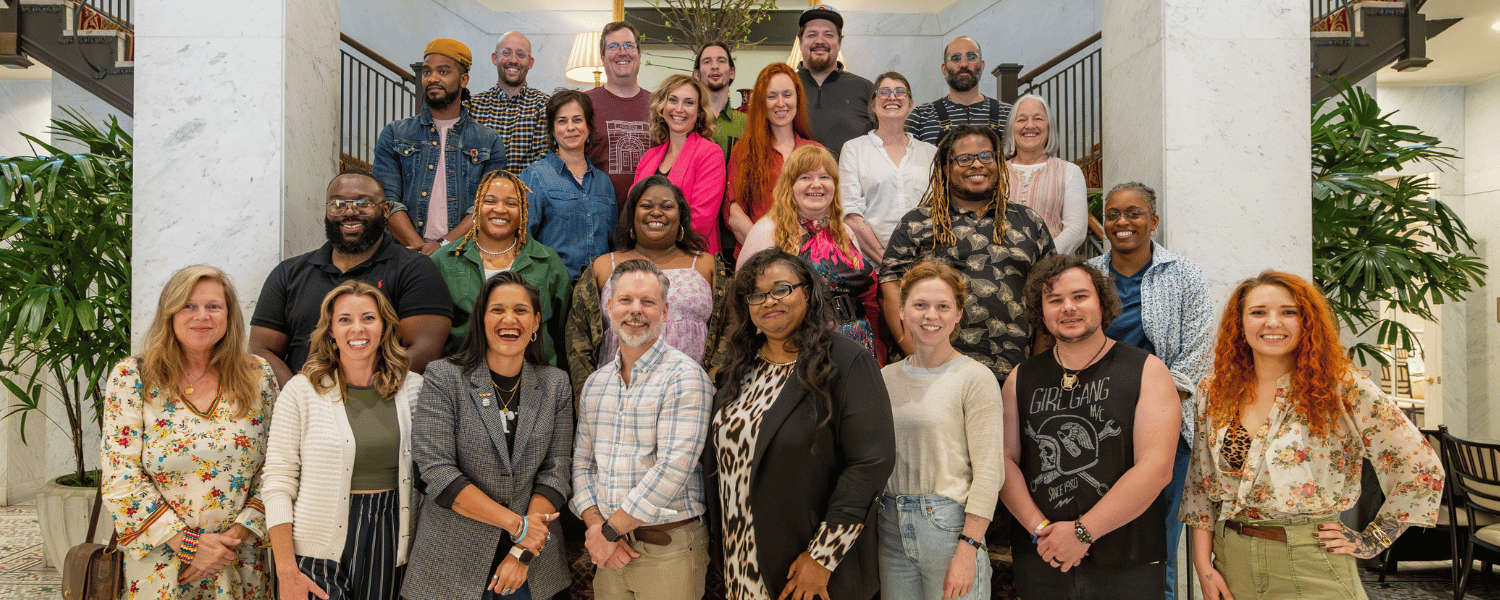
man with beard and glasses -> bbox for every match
[468,31,549,172]
[374,38,507,256]
[905,37,1013,146]
[571,259,712,600]
[795,4,873,159]
[879,124,1053,385]
[587,22,652,209]
[692,41,746,159]
[997,254,1178,600]
[250,172,453,385]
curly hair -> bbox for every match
[715,249,838,427]
[767,145,858,264]
[302,280,412,399]
[922,124,1010,250]
[1021,254,1121,335]
[1206,271,1353,437]
[728,63,813,216]
[450,170,530,257]
[614,175,709,253]
[449,271,546,371]
[138,264,261,418]
[647,74,715,145]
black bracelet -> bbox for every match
[958,534,986,550]
[1074,521,1094,545]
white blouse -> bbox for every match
[838,131,938,262]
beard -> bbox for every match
[425,86,460,110]
[1053,322,1100,344]
[951,180,997,204]
[945,67,979,92]
[499,66,526,88]
[325,212,387,254]
[614,316,661,349]
[805,49,836,73]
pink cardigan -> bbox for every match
[634,133,727,254]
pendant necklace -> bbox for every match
[491,377,520,432]
[1056,339,1107,391]
[183,368,211,395]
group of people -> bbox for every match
[97,7,1446,600]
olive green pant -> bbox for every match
[1214,516,1366,600]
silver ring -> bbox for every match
[503,589,512,596]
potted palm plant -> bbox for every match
[0,109,132,568]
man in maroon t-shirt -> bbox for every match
[586,21,652,209]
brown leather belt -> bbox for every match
[630,517,698,546]
[1225,520,1288,543]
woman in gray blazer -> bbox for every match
[403,271,575,600]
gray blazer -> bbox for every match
[402,359,574,600]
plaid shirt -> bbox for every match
[466,85,549,172]
[570,336,711,524]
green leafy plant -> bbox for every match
[0,109,132,486]
[1311,80,1484,366]
[640,0,777,55]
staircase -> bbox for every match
[1310,0,1458,100]
[0,0,133,116]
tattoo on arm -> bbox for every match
[1345,515,1408,558]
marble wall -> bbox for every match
[0,80,53,158]
[50,76,133,153]
[1461,75,1500,439]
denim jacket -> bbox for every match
[518,152,618,279]
[373,105,507,235]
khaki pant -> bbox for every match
[1214,516,1367,600]
[593,520,709,600]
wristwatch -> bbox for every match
[600,521,622,543]
[508,544,536,566]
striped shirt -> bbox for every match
[903,96,1012,146]
[466,85,549,172]
[571,336,712,524]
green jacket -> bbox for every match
[432,236,571,366]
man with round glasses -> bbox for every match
[906,37,1013,146]
[468,31,549,172]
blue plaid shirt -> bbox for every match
[570,336,711,524]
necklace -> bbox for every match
[1055,338,1108,391]
[490,377,521,432]
[758,349,797,367]
[183,367,211,395]
[476,236,519,256]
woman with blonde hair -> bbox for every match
[264,280,424,600]
[102,264,279,598]
[634,74,726,254]
[737,144,882,362]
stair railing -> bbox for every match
[340,33,419,172]
[1014,32,1101,171]
[76,0,131,32]
[1311,0,1358,28]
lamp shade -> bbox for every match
[565,31,604,86]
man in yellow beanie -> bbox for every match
[375,38,507,255]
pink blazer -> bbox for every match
[634,133,728,254]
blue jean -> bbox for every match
[1162,435,1192,600]
[879,493,991,600]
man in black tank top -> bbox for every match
[998,254,1182,600]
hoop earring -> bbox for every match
[531,331,538,342]
[630,228,636,240]
[677,227,685,241]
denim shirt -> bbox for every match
[519,152,618,279]
[373,105,507,234]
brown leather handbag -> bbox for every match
[62,488,123,600]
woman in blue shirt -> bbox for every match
[520,90,618,280]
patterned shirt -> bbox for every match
[571,335,712,524]
[904,96,1012,146]
[1089,242,1214,440]
[466,84,550,172]
[1179,370,1444,529]
[880,202,1055,381]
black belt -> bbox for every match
[830,292,865,323]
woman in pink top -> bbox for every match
[635,74,727,254]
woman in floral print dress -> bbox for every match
[102,265,278,599]
[1180,271,1444,600]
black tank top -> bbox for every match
[1010,342,1166,567]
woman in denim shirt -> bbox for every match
[520,90,618,280]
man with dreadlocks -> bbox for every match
[878,124,1054,384]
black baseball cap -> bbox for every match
[800,4,843,30]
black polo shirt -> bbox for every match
[250,236,452,372]
[798,66,874,159]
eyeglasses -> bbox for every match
[496,49,530,60]
[327,199,380,213]
[953,151,996,166]
[876,88,908,98]
[746,282,806,305]
[1104,209,1150,221]
[947,52,981,63]
[605,42,638,53]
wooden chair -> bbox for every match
[1444,431,1500,600]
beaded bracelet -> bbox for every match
[177,528,201,565]
[511,515,530,543]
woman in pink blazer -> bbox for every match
[635,74,728,254]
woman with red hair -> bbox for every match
[724,63,822,256]
[1180,271,1442,600]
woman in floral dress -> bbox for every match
[102,265,278,599]
[1180,271,1444,600]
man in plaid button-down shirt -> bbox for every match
[571,259,712,600]
[467,32,549,172]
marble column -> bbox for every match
[1103,0,1311,307]
[132,1,338,347]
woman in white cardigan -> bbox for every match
[263,280,423,600]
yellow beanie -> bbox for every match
[424,38,472,71]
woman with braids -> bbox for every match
[264,280,424,600]
[433,169,570,365]
[1181,271,1443,600]
[737,144,884,362]
[634,74,726,254]
[704,249,894,600]
[520,90,617,280]
[878,124,1054,383]
[724,63,822,254]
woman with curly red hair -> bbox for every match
[724,63,821,255]
[1180,271,1443,600]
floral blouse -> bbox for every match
[1180,368,1443,530]
[101,356,279,600]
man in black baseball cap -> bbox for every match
[796,3,873,160]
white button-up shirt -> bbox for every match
[838,130,938,263]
